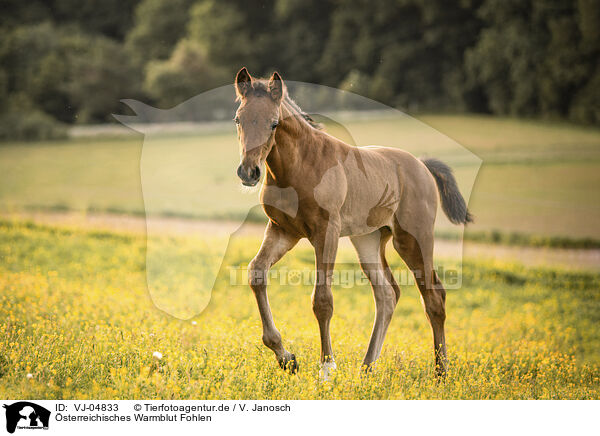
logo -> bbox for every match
[3,402,50,434]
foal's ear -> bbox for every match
[235,67,253,98]
[268,72,284,103]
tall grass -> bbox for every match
[0,220,598,399]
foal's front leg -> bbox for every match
[310,218,341,380]
[249,222,299,371]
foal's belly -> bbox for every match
[338,182,399,237]
[338,148,402,236]
[340,149,400,236]
[339,205,396,237]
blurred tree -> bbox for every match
[537,1,589,118]
[0,0,140,40]
[49,0,140,40]
[418,0,484,110]
[569,68,600,124]
[0,94,67,141]
[125,0,195,67]
[318,0,366,86]
[0,68,7,109]
[1,0,599,137]
[144,39,226,107]
[465,0,598,120]
[0,0,53,29]
[187,0,277,76]
[0,23,72,121]
[569,0,600,124]
[272,0,334,82]
[321,0,482,110]
[64,32,140,122]
[0,22,139,123]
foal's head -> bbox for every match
[234,67,284,186]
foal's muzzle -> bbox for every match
[237,164,261,186]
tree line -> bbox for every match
[1,0,598,139]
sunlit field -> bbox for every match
[1,220,598,400]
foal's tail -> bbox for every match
[421,157,473,225]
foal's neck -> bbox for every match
[265,101,318,186]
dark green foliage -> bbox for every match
[436,229,600,250]
[125,0,196,67]
[0,22,139,125]
[0,107,67,141]
[187,0,278,76]
[63,33,141,122]
[1,0,599,140]
[0,0,140,40]
[466,0,600,122]
[144,39,227,107]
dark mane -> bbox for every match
[241,79,323,130]
[283,93,323,130]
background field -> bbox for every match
[0,220,598,399]
[1,114,599,239]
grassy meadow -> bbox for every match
[0,219,598,399]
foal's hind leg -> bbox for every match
[379,228,401,303]
[392,225,447,376]
[351,229,399,368]
[249,221,299,372]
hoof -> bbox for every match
[435,356,448,380]
[278,353,298,374]
[319,360,337,382]
[360,361,376,375]
[435,365,447,381]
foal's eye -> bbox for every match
[234,117,240,125]
[271,121,279,130]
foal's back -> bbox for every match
[302,130,438,237]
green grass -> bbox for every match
[0,114,599,239]
[0,219,599,399]
[437,229,600,249]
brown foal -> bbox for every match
[233,68,472,378]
